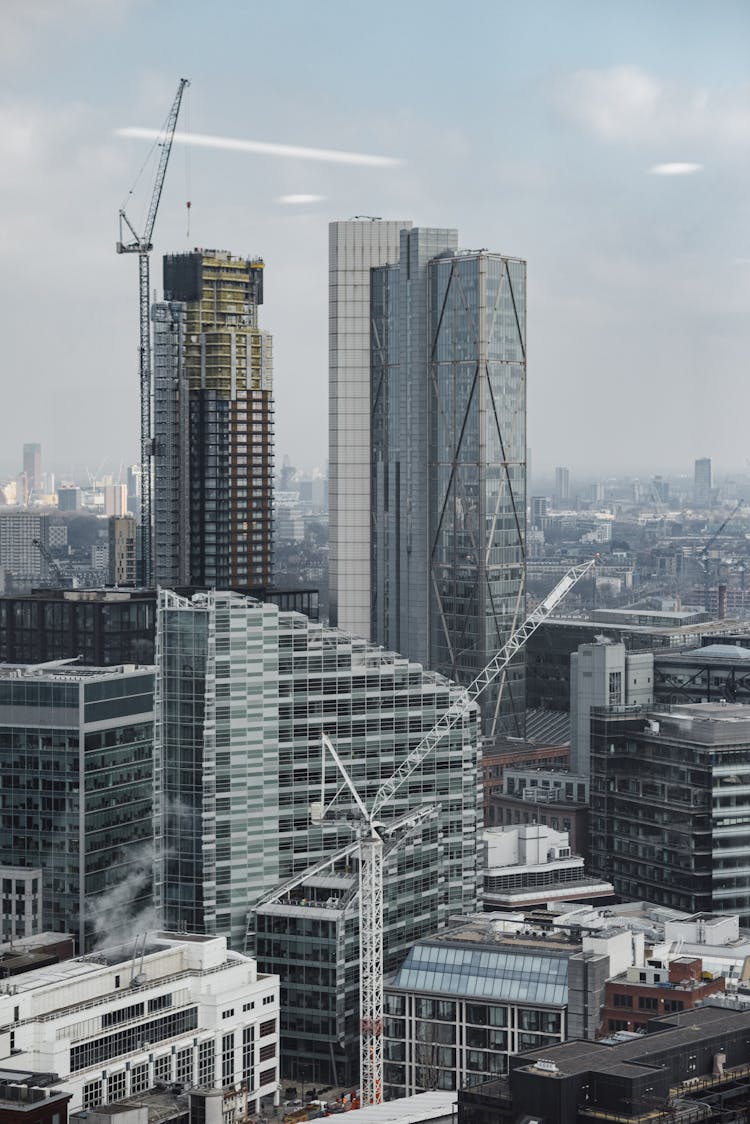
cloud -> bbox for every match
[553,64,750,148]
[117,127,403,168]
[649,162,703,176]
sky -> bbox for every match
[1,0,749,479]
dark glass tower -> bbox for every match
[372,232,527,734]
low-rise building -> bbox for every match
[0,1074,71,1124]
[383,914,639,1098]
[483,826,613,911]
[600,952,725,1035]
[0,933,280,1115]
[459,1005,750,1124]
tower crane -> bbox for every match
[117,78,189,587]
[32,538,67,587]
[255,558,595,1106]
[696,500,743,609]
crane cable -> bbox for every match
[185,84,192,241]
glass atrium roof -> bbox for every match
[389,940,568,1006]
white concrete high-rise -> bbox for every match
[329,218,411,637]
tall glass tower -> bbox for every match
[372,236,527,735]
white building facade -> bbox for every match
[0,934,280,1114]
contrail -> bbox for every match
[648,162,703,176]
[117,127,403,168]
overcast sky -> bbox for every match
[1,0,749,480]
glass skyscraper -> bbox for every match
[154,588,482,1075]
[372,234,527,734]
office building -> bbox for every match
[371,232,526,734]
[526,613,738,713]
[22,446,42,495]
[329,218,412,638]
[569,640,653,778]
[152,249,273,588]
[0,933,280,1114]
[155,589,482,1075]
[107,516,137,587]
[0,868,42,943]
[590,703,750,921]
[0,663,154,950]
[554,466,570,506]
[458,1005,750,1124]
[695,456,713,507]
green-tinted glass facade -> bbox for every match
[0,666,154,950]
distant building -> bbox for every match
[530,496,548,527]
[22,445,42,493]
[654,643,750,705]
[0,663,154,950]
[695,456,713,507]
[481,739,569,825]
[57,487,82,513]
[103,484,127,518]
[591,703,750,921]
[554,466,570,506]
[108,516,137,587]
[0,933,280,1114]
[0,932,74,979]
[0,513,49,590]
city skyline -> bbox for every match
[1,1,748,475]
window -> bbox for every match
[242,1001,255,1012]
[107,1072,126,1103]
[154,1056,172,1083]
[199,1040,214,1086]
[613,993,633,1008]
[176,1047,193,1084]
[638,996,658,1011]
[259,1066,276,1087]
[148,994,173,1013]
[259,1043,275,1062]
[71,1008,198,1072]
[131,1063,149,1094]
[222,1008,235,1020]
[83,1081,102,1110]
[222,1032,235,1085]
[242,1026,254,1082]
[260,1018,276,1037]
[262,994,274,1006]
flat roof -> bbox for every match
[329,1091,455,1124]
[513,1005,750,1078]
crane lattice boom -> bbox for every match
[117,78,189,586]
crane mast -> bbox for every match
[117,78,189,586]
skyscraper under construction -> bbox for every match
[152,249,273,587]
